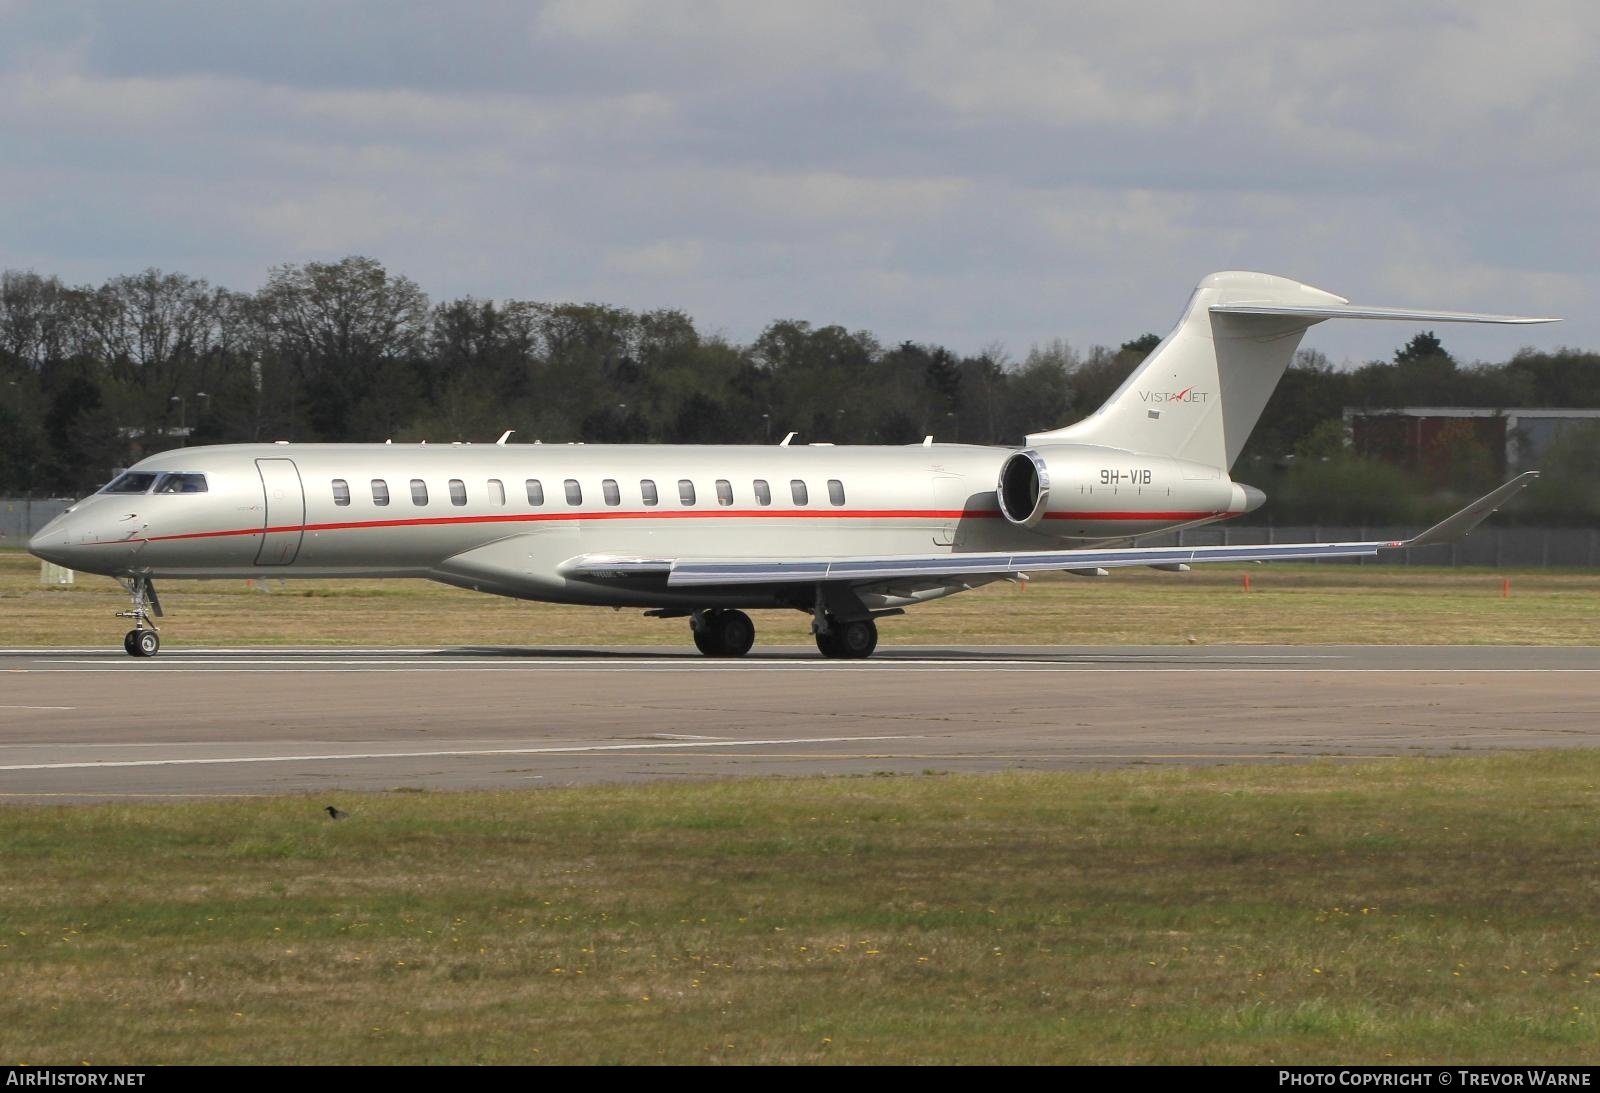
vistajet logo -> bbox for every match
[1139,386,1209,404]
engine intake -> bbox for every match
[995,444,1262,533]
[996,449,1050,528]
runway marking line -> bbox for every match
[0,734,921,773]
[12,665,1600,675]
[39,655,1343,666]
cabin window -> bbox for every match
[411,479,428,505]
[332,479,351,507]
[716,479,733,506]
[155,473,208,494]
[526,479,544,506]
[565,479,582,505]
[791,479,808,506]
[678,479,696,506]
[102,472,158,494]
[488,479,505,505]
[640,479,659,506]
[753,479,771,506]
[828,479,845,506]
[371,479,390,506]
[449,479,467,506]
[603,479,621,506]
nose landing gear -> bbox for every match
[116,576,163,658]
[122,628,160,657]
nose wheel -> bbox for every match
[115,576,164,657]
[123,629,160,657]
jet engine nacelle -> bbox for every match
[994,445,1264,530]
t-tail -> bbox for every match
[1027,271,1555,470]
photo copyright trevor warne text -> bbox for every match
[1279,1072,1591,1087]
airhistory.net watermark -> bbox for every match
[5,1074,146,1087]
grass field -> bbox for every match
[6,549,1599,648]
[6,549,1597,1063]
[1,753,1596,1065]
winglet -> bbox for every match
[1402,472,1540,548]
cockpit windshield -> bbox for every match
[154,473,209,494]
[101,472,158,494]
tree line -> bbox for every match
[2,257,1595,524]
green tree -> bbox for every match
[1515,422,1600,524]
[999,340,1077,442]
[256,257,429,439]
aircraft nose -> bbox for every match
[27,522,72,567]
[27,505,146,576]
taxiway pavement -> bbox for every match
[2,645,1595,801]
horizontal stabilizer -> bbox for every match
[1028,270,1560,472]
[560,474,1536,589]
[1211,303,1558,325]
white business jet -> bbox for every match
[29,271,1550,658]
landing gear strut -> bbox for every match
[690,609,756,657]
[814,615,877,660]
[116,576,163,658]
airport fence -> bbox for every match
[1157,525,1600,567]
[1,498,70,545]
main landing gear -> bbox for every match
[675,591,892,660]
[813,615,878,660]
[691,609,756,657]
[808,583,885,659]
[116,576,163,658]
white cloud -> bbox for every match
[604,238,705,277]
[0,1,1591,362]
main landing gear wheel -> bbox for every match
[124,629,160,658]
[815,617,877,660]
[691,609,756,657]
[814,627,842,658]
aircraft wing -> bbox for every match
[563,473,1538,588]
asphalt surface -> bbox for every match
[2,644,1597,801]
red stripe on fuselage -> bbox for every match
[143,508,998,542]
[121,506,1226,546]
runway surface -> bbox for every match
[2,644,1597,801]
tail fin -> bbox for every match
[1027,271,1555,471]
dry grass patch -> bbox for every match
[7,548,1599,648]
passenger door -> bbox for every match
[255,458,306,565]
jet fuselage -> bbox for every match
[29,440,1252,611]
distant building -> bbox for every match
[1342,407,1600,478]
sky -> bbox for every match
[0,1,1593,367]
